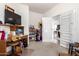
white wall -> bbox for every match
[44,3,79,43]
[29,11,43,29]
[0,3,5,23]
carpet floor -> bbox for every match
[21,41,68,56]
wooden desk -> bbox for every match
[7,35,28,55]
[0,35,28,56]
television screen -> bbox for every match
[5,10,15,25]
[5,10,21,25]
[14,13,21,25]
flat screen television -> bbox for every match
[14,13,21,25]
[5,9,21,25]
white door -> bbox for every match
[60,11,73,48]
[42,17,57,43]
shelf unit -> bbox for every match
[0,24,28,56]
[29,26,36,41]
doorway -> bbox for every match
[29,22,42,42]
[42,16,60,44]
[53,15,60,45]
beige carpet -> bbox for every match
[21,41,68,56]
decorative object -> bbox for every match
[0,31,5,40]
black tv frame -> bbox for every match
[5,9,21,25]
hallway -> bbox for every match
[21,41,67,56]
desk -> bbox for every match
[6,35,28,55]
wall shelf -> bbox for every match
[0,24,24,27]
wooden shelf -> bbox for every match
[0,24,24,31]
[0,24,24,27]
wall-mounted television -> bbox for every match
[14,13,21,25]
[5,9,21,25]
